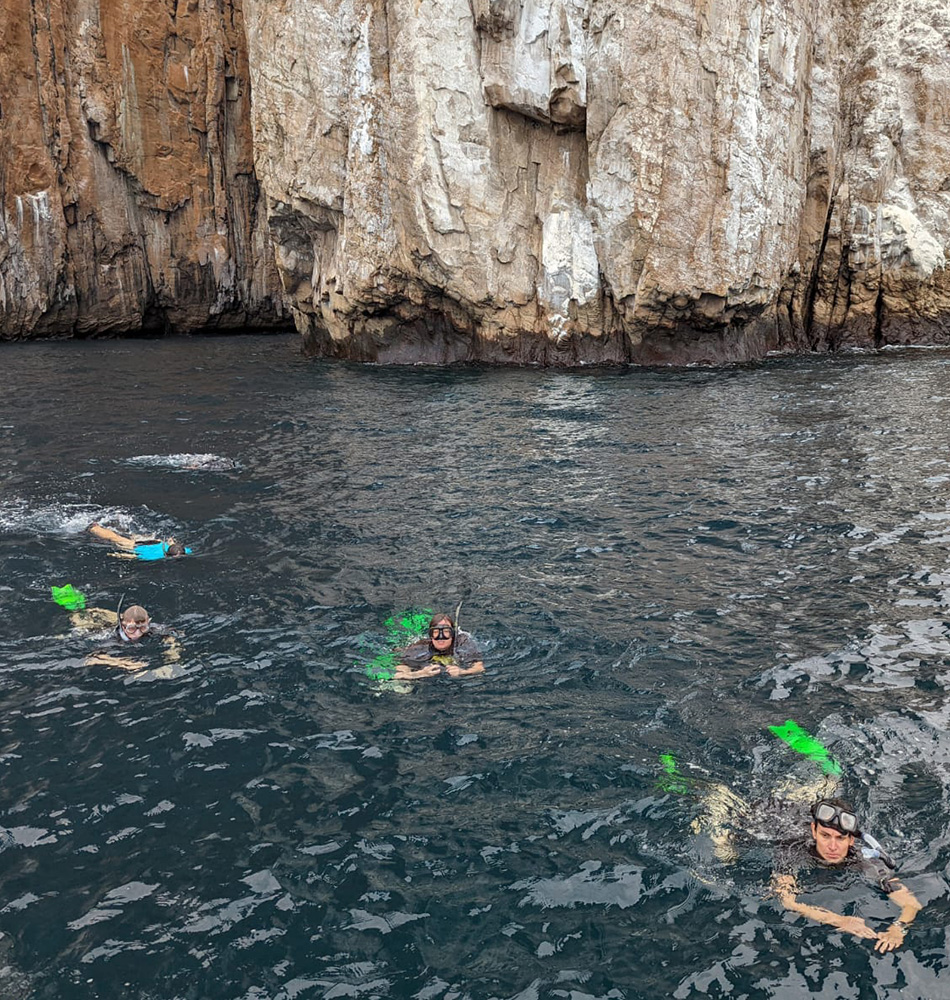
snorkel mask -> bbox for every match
[811,799,859,835]
[428,619,456,650]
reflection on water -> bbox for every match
[1,337,950,998]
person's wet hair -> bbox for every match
[166,542,187,557]
[121,605,149,625]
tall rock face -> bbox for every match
[1,1,948,362]
[244,0,950,363]
[0,0,286,338]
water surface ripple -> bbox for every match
[1,337,949,999]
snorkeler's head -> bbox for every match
[810,798,859,863]
[428,613,456,652]
[165,542,187,558]
[811,798,859,835]
[119,605,151,642]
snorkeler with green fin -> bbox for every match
[666,718,923,951]
[361,605,484,684]
[52,583,182,672]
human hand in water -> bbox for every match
[393,662,441,679]
[874,923,907,952]
[836,916,878,940]
[444,662,485,677]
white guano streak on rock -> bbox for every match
[401,0,489,248]
[350,11,374,159]
[722,7,766,278]
[880,205,946,276]
[541,208,599,340]
[513,0,551,102]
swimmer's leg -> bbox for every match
[771,771,841,805]
[70,607,119,632]
[87,523,136,550]
[691,783,751,863]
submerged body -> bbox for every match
[693,785,922,952]
[87,523,191,560]
[393,613,484,679]
[73,604,181,672]
[772,799,923,953]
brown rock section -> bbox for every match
[0,0,286,338]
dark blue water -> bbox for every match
[1,336,949,999]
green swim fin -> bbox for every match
[51,583,86,611]
[657,752,691,794]
[769,719,842,776]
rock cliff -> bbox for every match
[0,0,285,337]
[2,0,949,363]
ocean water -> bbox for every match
[0,335,948,999]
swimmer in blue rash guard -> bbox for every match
[86,523,191,560]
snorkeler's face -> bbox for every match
[122,619,150,642]
[811,822,854,864]
[429,624,454,652]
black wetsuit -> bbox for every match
[774,838,901,894]
[400,630,482,671]
[89,624,168,660]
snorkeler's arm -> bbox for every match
[873,882,923,953]
[444,660,485,676]
[444,635,484,676]
[85,652,147,671]
[771,873,877,940]
[393,662,441,679]
[87,523,136,550]
[162,635,182,663]
[70,608,119,631]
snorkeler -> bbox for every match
[771,797,923,952]
[78,603,182,672]
[393,613,484,679]
[86,522,191,560]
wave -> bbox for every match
[124,453,237,471]
[0,499,133,536]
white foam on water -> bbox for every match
[0,500,137,536]
[124,453,237,471]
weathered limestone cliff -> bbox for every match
[0,0,285,337]
[2,0,949,363]
[244,0,950,363]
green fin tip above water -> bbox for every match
[768,719,842,776]
[657,752,691,794]
[51,583,86,611]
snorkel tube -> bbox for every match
[450,599,463,653]
[115,592,128,640]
